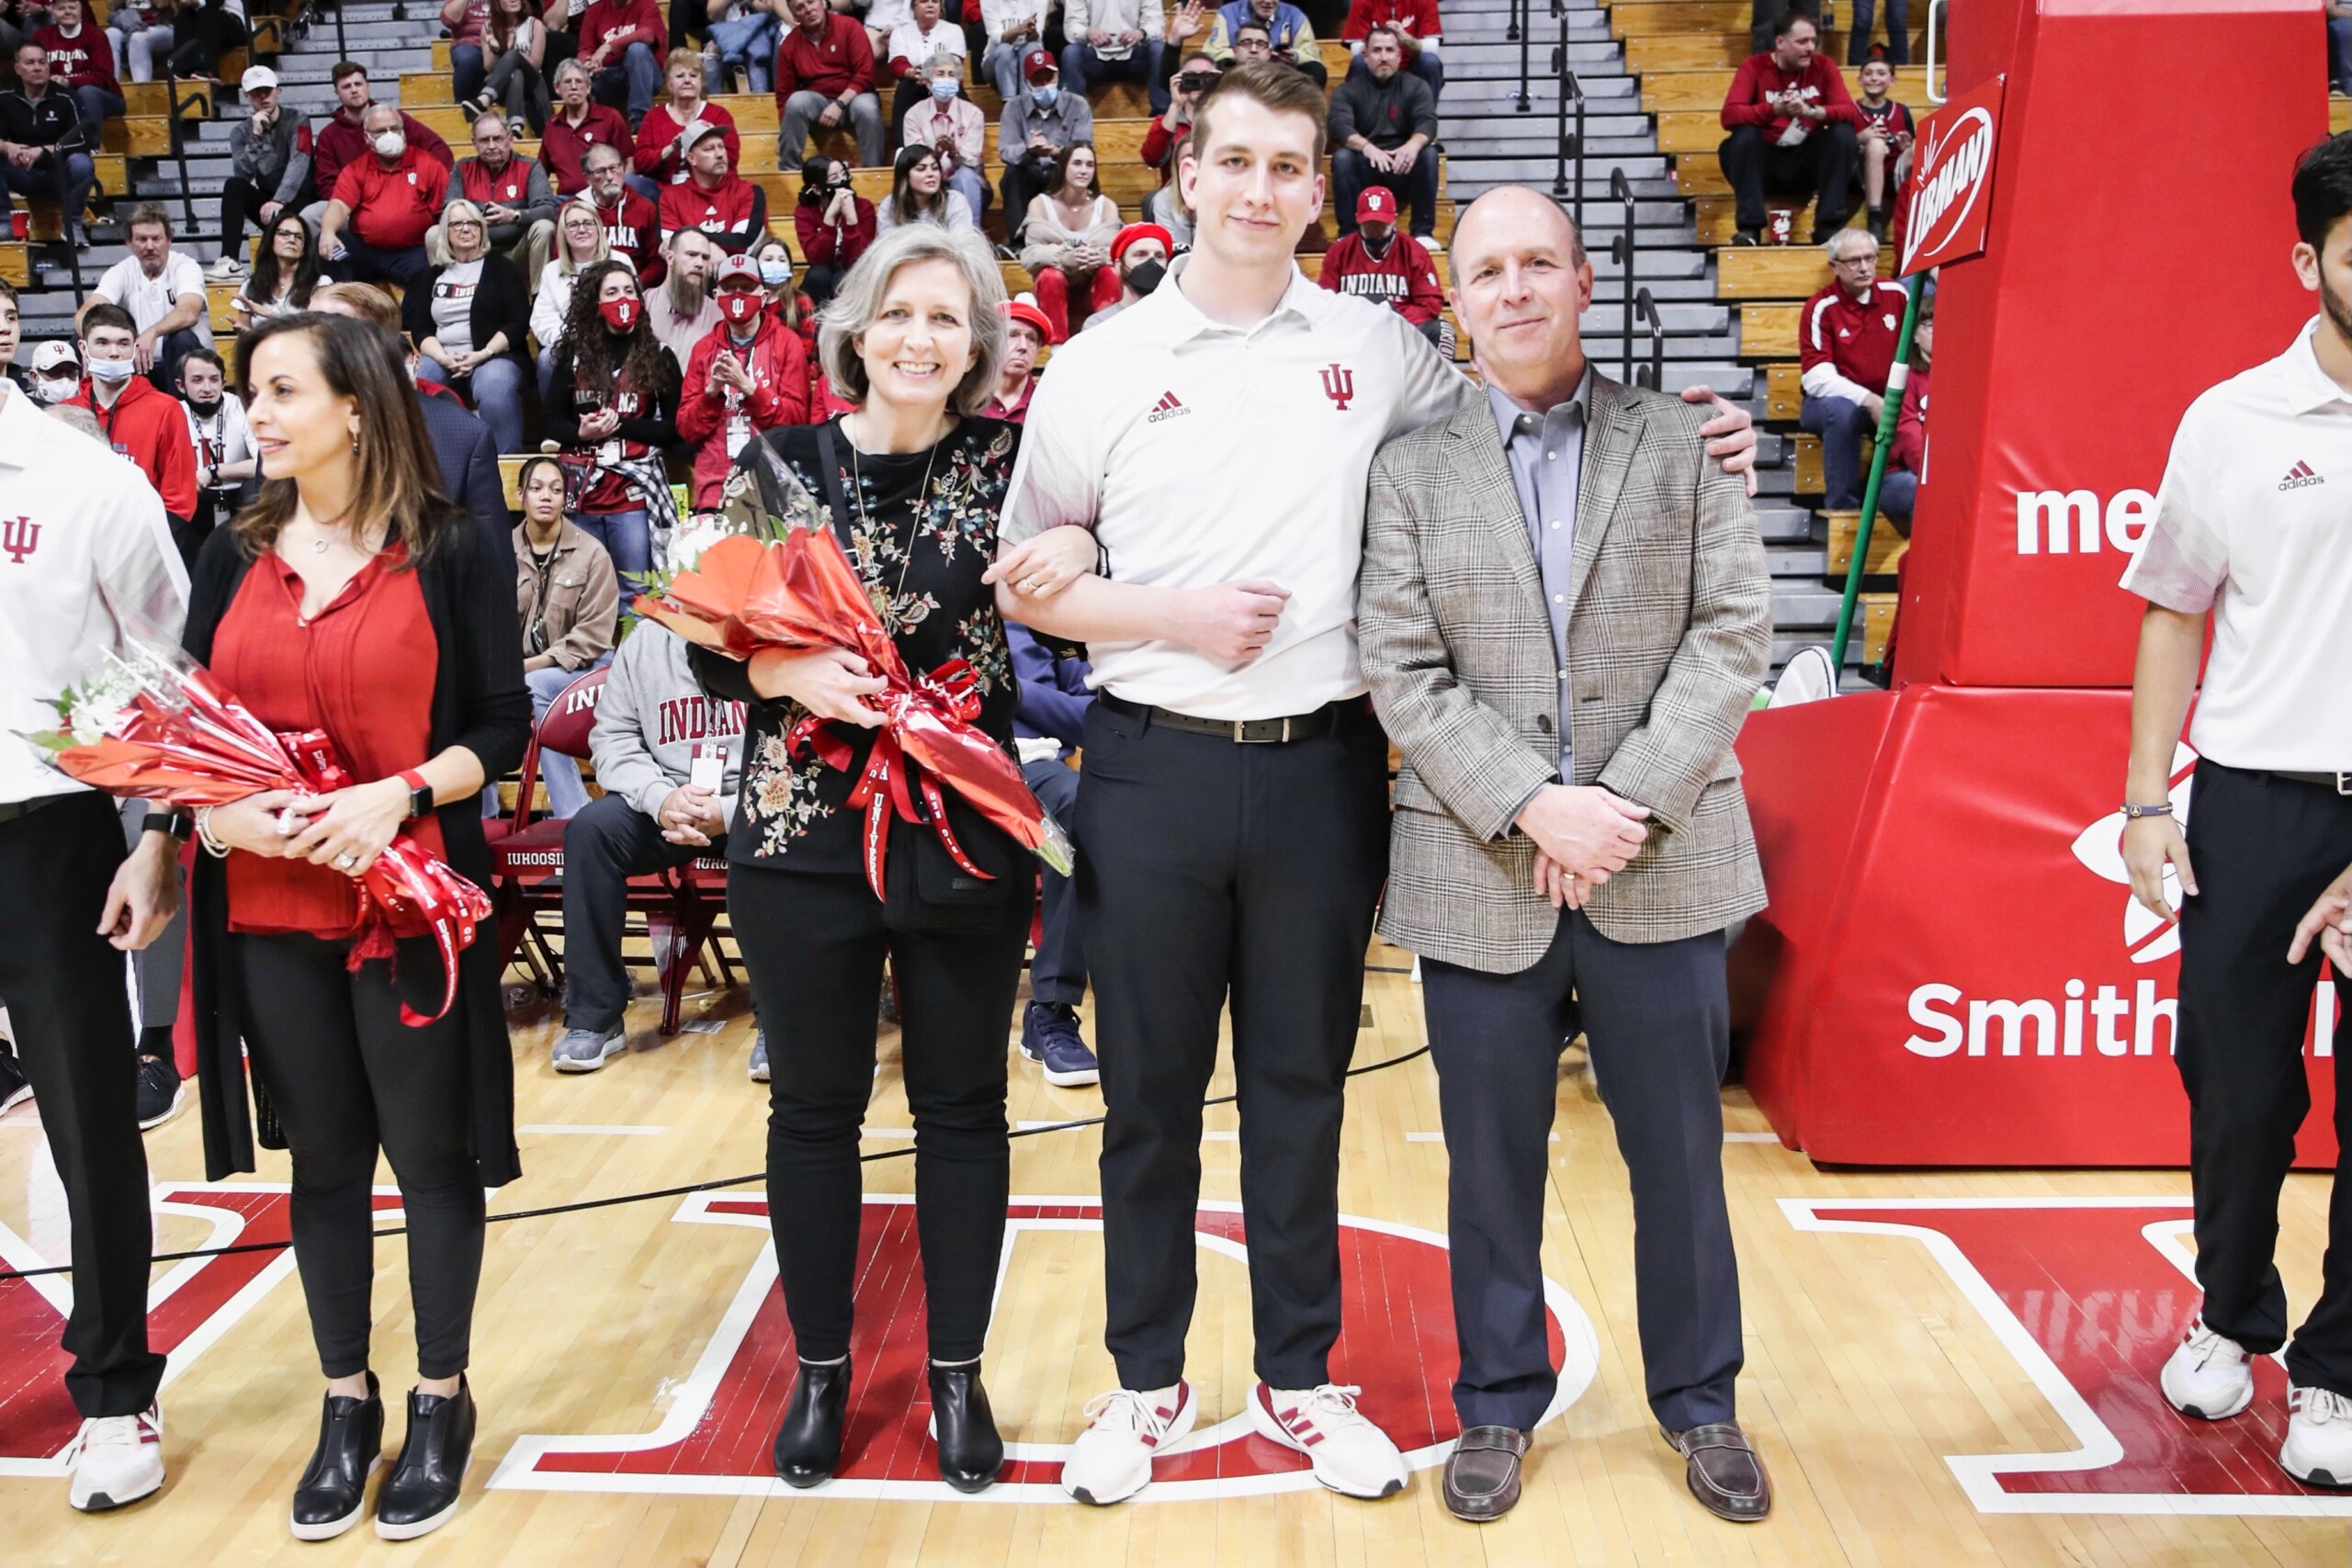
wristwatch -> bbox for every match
[143,807,193,840]
[400,769,435,820]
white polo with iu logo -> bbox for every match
[1001,254,1476,721]
[2120,315,2352,771]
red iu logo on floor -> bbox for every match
[0,1185,404,1473]
[1783,1197,2352,1517]
[1319,364,1355,412]
[489,1194,1599,1502]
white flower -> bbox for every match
[669,520,734,574]
[66,661,142,745]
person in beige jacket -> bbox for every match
[511,453,620,818]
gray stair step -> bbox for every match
[1577,302,1728,333]
[1756,505,1815,543]
[1444,40,1637,68]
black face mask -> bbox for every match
[185,394,221,416]
[1125,258,1167,297]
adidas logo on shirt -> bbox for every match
[2279,459,2325,491]
[1147,389,1190,423]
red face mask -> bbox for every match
[598,296,639,333]
[717,289,761,326]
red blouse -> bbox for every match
[213,544,444,938]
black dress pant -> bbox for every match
[0,793,165,1419]
[230,930,486,1380]
[2176,760,2352,1398]
[1078,698,1391,1392]
[730,864,1034,1364]
[560,793,724,1035]
[1718,120,1858,234]
[1022,757,1084,1008]
[1422,916,1742,1434]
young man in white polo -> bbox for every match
[991,62,1758,1505]
[2121,131,2352,1487]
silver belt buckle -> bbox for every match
[1231,716,1293,744]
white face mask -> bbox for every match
[29,374,76,403]
[87,356,136,384]
[372,130,406,158]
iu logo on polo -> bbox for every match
[0,516,39,565]
[1319,364,1355,412]
[489,1194,1600,1501]
[1785,1197,2352,1516]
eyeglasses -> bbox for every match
[1830,253,1877,267]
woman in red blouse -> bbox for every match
[178,312,529,1544]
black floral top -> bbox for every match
[690,414,1023,873]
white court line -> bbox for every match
[1015,1119,1232,1140]
[517,1124,669,1137]
[1405,1132,1773,1144]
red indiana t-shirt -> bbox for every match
[333,147,452,251]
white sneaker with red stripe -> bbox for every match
[66,1402,164,1511]
[1248,1382,1409,1499]
[1061,1382,1196,1505]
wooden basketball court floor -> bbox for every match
[1,937,2346,1567]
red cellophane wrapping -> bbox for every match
[21,643,491,1026]
[633,525,1072,901]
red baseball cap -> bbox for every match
[1022,47,1057,82]
[1000,297,1055,344]
[1355,187,1397,225]
[1110,222,1173,265]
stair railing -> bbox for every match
[1631,286,1663,389]
[167,73,204,241]
[1606,165,1635,379]
[1553,54,1583,219]
[1510,0,1531,112]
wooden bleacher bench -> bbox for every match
[1860,592,1894,661]
[1824,508,1906,577]
[0,243,28,288]
[1639,64,1929,113]
[123,82,210,119]
[1765,360,1801,420]
[1740,303,1797,358]
[1623,28,1924,73]
[1716,244,1893,301]
[100,117,173,157]
[2335,97,2351,136]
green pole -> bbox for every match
[1827,271,1927,673]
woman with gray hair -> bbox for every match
[685,223,1026,1495]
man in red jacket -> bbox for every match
[318,102,452,290]
[775,0,883,168]
[677,254,810,507]
[1318,186,1445,347]
[70,302,198,533]
[656,121,767,253]
[35,0,121,148]
[306,61,453,225]
[1797,226,1906,512]
[1715,10,1859,246]
[583,141,664,282]
[543,57,638,196]
[577,0,664,127]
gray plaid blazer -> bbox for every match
[1359,373,1772,973]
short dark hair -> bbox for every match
[1191,58,1327,163]
[178,346,225,379]
[1232,17,1270,39]
[1771,8,1816,38]
[516,454,566,496]
[124,201,172,237]
[2292,132,2352,251]
[331,59,368,85]
[1363,20,1403,46]
[14,39,42,58]
[80,301,136,339]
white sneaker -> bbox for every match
[1061,1382,1195,1506]
[2160,1318,2255,1420]
[206,254,246,279]
[1248,1382,1408,1499]
[66,1403,164,1511]
[2281,1384,2352,1486]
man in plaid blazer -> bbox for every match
[1359,186,1775,1527]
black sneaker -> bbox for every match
[1731,228,1763,247]
[1020,1002,1100,1088]
[135,1055,185,1131]
[0,1049,29,1115]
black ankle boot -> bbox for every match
[927,1362,1003,1494]
[373,1376,475,1540]
[290,1372,383,1541]
[771,1359,852,1488]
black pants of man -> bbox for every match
[1718,120,1858,236]
[999,152,1059,247]
[1078,696,1392,1392]
[1023,756,1085,1008]
[1421,915,1742,1434]
[232,930,486,1378]
[0,793,165,1419]
[2177,760,2352,1398]
[730,865,1034,1362]
[560,793,724,1035]
[115,798,185,1050]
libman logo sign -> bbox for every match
[1898,74,2006,276]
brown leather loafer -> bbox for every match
[1660,1421,1771,1522]
[1442,1426,1529,1521]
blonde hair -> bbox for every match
[556,198,611,271]
[817,224,1005,413]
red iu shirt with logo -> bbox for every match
[456,152,544,211]
[656,175,765,253]
[1800,278,1908,393]
[333,147,452,251]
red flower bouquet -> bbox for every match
[18,638,492,1025]
[636,445,1073,903]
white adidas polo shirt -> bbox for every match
[2120,315,2352,771]
[1001,254,1476,722]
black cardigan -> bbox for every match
[401,251,533,369]
[181,517,532,1186]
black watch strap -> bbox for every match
[145,807,194,840]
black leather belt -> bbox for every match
[1099,692,1363,744]
[0,794,68,825]
[2269,771,2352,795]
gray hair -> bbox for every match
[439,198,490,262]
[553,56,593,86]
[817,223,1006,414]
[46,403,102,440]
[1826,227,1878,262]
[361,101,402,131]
[924,47,961,75]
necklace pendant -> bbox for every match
[311,536,330,554]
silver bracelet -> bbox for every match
[2120,802,2174,819]
[194,804,231,858]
